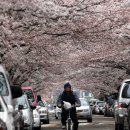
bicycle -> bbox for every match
[66,108,73,130]
[63,101,73,130]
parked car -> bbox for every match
[94,101,105,114]
[76,98,92,122]
[0,65,22,130]
[47,104,55,116]
[115,79,130,130]
[0,118,7,130]
[54,106,62,119]
[93,101,105,114]
[37,101,49,124]
[22,86,37,107]
[104,93,118,117]
[15,95,35,130]
[33,109,41,130]
[89,98,99,113]
[0,95,15,130]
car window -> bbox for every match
[81,100,89,106]
[97,102,104,105]
[98,103,105,106]
[23,89,34,102]
[0,103,4,112]
[37,101,45,107]
[15,96,28,109]
[0,73,9,96]
[122,83,130,98]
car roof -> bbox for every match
[22,86,34,90]
[0,65,6,74]
[122,79,130,83]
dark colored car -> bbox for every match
[104,93,118,117]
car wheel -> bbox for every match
[46,119,49,124]
[115,123,124,130]
[104,111,107,117]
[55,115,58,119]
[35,126,41,130]
[119,124,124,130]
[87,118,92,123]
[20,127,24,130]
[115,123,118,130]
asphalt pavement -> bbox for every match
[41,114,115,130]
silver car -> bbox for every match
[0,118,7,130]
[15,95,35,130]
[76,98,92,122]
[55,106,62,119]
[37,101,49,124]
[115,79,130,130]
[0,95,15,130]
[94,101,105,114]
[33,109,41,130]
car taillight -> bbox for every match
[118,104,122,108]
[118,103,127,108]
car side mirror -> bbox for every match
[8,105,14,113]
[11,86,22,99]
[18,105,24,110]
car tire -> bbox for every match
[35,126,41,130]
[115,123,124,130]
[46,119,49,124]
[104,111,107,117]
[55,116,58,119]
[87,118,92,123]
[118,124,124,130]
[115,123,118,130]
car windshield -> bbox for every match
[0,73,9,96]
[97,102,104,105]
[15,96,28,109]
[23,89,34,102]
[37,101,46,107]
[98,103,105,107]
[81,100,89,106]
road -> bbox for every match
[41,115,115,130]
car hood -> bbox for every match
[39,107,47,111]
[76,106,90,110]
[33,109,38,114]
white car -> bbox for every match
[15,95,34,130]
[76,98,92,122]
[0,95,14,130]
[33,109,41,130]
[55,106,61,119]
[0,65,23,130]
[37,101,49,124]
[94,101,105,114]
[0,118,7,130]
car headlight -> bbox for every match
[33,114,39,118]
